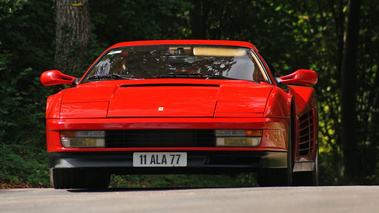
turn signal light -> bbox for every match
[215,129,262,147]
[60,131,105,148]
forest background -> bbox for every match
[0,0,378,188]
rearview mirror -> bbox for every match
[40,70,77,86]
[279,69,318,86]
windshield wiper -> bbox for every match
[88,74,140,80]
[157,73,208,78]
[206,75,237,80]
[156,73,243,80]
[208,75,260,82]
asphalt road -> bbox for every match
[1,186,378,213]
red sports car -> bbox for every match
[41,40,318,188]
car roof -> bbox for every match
[107,40,258,51]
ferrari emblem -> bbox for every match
[158,107,164,111]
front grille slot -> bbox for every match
[298,109,315,156]
[206,156,260,166]
[106,129,215,148]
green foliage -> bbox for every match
[110,174,258,188]
[0,143,49,187]
[0,0,54,187]
[90,0,193,44]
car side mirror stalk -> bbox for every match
[72,78,80,86]
[279,69,318,86]
[40,70,77,86]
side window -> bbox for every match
[267,61,280,78]
[252,61,266,82]
[258,52,281,84]
[249,51,270,83]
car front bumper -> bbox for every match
[47,117,290,173]
[48,150,288,174]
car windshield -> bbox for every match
[81,45,268,83]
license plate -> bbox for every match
[133,152,187,167]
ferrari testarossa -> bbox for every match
[41,40,318,188]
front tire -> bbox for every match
[258,114,294,186]
[50,168,110,189]
[293,149,319,186]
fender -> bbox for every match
[46,90,65,119]
[264,87,292,118]
[288,85,317,115]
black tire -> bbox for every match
[258,112,294,186]
[293,149,319,186]
[258,167,292,186]
[51,168,110,189]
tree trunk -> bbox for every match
[190,0,206,39]
[340,0,361,181]
[55,0,91,75]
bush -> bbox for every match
[0,143,50,188]
[110,174,258,189]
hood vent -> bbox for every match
[120,84,220,88]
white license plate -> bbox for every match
[133,152,187,167]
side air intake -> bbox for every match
[298,109,316,156]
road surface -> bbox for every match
[1,186,378,213]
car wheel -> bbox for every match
[258,113,294,186]
[293,149,319,186]
[50,168,110,189]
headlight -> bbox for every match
[60,131,105,148]
[215,129,262,147]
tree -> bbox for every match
[340,0,362,180]
[189,0,207,39]
[0,0,56,187]
[55,0,91,75]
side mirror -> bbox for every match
[279,69,318,86]
[40,70,77,86]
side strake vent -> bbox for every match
[120,84,220,87]
[298,109,315,156]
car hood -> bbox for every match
[60,80,273,118]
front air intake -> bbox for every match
[105,129,216,148]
